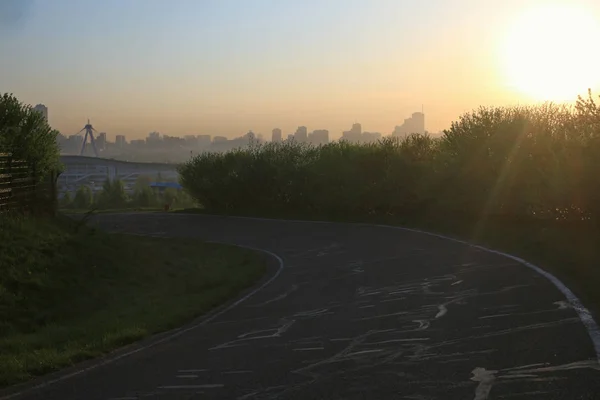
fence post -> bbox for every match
[31,162,37,214]
[7,155,13,209]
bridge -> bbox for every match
[58,155,180,195]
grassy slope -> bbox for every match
[0,215,266,388]
[175,208,600,321]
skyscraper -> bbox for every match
[272,128,282,142]
[392,112,426,137]
[115,135,126,149]
[411,112,425,134]
[295,126,308,142]
[33,104,48,122]
[310,129,329,145]
[342,123,362,142]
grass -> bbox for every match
[59,206,166,214]
[0,214,267,388]
[175,207,600,322]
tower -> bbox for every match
[76,119,99,157]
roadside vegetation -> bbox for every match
[178,90,600,317]
[0,93,266,388]
[60,174,198,212]
[0,215,266,387]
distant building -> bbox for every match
[115,135,126,148]
[130,139,145,148]
[197,135,211,147]
[184,135,199,147]
[272,128,282,142]
[309,129,329,145]
[362,132,382,143]
[342,122,363,142]
[295,126,308,142]
[287,134,295,141]
[213,136,228,143]
[33,104,48,122]
[393,112,425,137]
[96,132,107,151]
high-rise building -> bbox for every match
[272,128,282,142]
[96,132,107,151]
[310,129,329,145]
[130,139,145,148]
[342,123,362,142]
[392,112,426,137]
[295,126,308,142]
[362,132,382,143]
[115,135,126,148]
[411,112,425,134]
[33,104,48,122]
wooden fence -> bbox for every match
[0,153,58,213]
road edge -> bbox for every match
[0,240,284,400]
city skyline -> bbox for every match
[3,0,600,139]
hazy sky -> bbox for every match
[2,0,600,140]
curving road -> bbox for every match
[6,213,600,400]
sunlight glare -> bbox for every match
[501,3,600,101]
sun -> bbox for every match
[501,3,600,101]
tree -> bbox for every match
[96,178,128,209]
[72,186,93,209]
[0,93,61,181]
[60,192,72,208]
[133,185,155,207]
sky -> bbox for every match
[2,0,600,140]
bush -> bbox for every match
[72,186,93,209]
[178,91,600,223]
[0,93,61,181]
[60,192,72,208]
[96,179,128,209]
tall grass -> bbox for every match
[179,91,600,224]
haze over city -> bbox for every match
[2,0,600,140]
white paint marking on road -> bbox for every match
[479,313,511,319]
[435,305,447,319]
[293,308,330,317]
[329,338,352,342]
[229,212,597,359]
[178,369,207,373]
[176,375,198,379]
[353,311,409,321]
[373,223,600,361]
[210,319,296,350]
[346,349,384,357]
[0,243,285,400]
[250,284,299,307]
[451,280,463,286]
[223,370,252,374]
[293,347,324,351]
[367,338,430,345]
[381,297,407,303]
[502,363,547,371]
[470,367,497,400]
[359,305,375,309]
[237,392,259,400]
[554,300,570,310]
[413,319,430,331]
[158,384,224,389]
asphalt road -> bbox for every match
[7,213,600,400]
